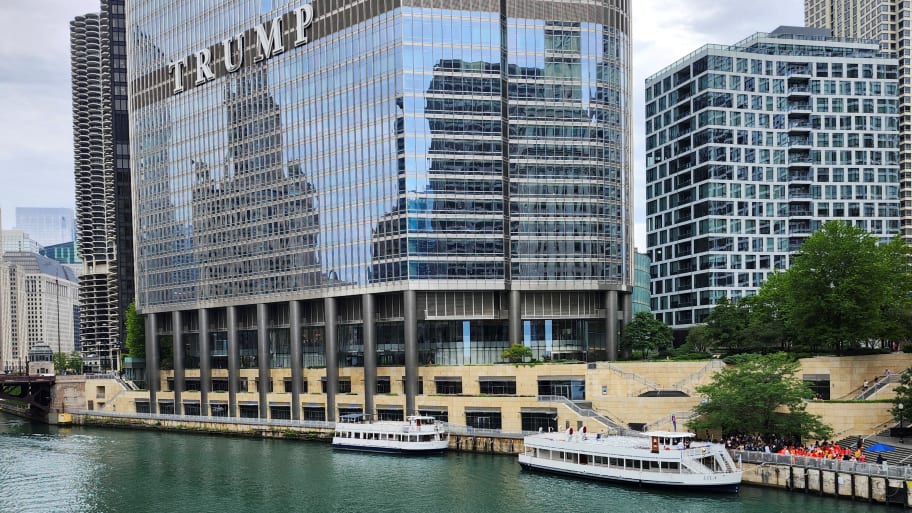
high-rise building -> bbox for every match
[127,0,633,418]
[645,26,899,330]
[70,0,134,372]
[806,0,912,241]
[14,207,75,247]
[632,252,651,315]
[1,230,41,254]
[0,252,79,374]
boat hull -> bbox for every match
[332,442,449,455]
[518,459,741,494]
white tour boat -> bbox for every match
[519,430,741,493]
[332,414,450,454]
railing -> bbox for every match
[670,359,725,394]
[441,422,534,439]
[601,362,659,393]
[856,374,900,400]
[643,410,697,432]
[732,449,912,479]
[69,409,336,430]
[536,395,640,436]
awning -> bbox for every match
[269,402,290,407]
[464,407,501,413]
[376,404,403,410]
[417,406,448,412]
[520,407,557,414]
[479,376,516,382]
[537,376,585,381]
[434,376,462,382]
[239,401,259,406]
[182,400,200,404]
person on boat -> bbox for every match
[677,439,684,450]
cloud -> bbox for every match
[0,0,98,228]
[630,0,804,252]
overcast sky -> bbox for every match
[0,0,805,250]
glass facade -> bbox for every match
[128,0,632,418]
[645,28,900,328]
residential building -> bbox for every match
[806,0,912,241]
[14,208,75,247]
[0,252,79,373]
[71,0,134,372]
[645,26,899,330]
[127,0,633,420]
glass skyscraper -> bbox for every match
[127,0,632,419]
[645,27,899,330]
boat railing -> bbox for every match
[731,449,912,479]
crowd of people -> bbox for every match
[723,435,870,462]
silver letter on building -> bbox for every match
[194,48,215,85]
[294,5,314,46]
[168,57,188,94]
[223,33,245,73]
[254,16,285,62]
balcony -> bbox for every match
[788,155,813,167]
[787,102,812,113]
[788,120,811,133]
[786,137,811,148]
[787,85,811,97]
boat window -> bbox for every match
[609,457,622,466]
[660,461,679,470]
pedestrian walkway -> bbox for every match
[835,430,912,466]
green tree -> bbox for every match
[681,324,711,353]
[53,353,68,374]
[891,368,912,428]
[688,352,832,440]
[704,297,749,354]
[501,344,533,363]
[124,301,145,358]
[66,352,84,374]
[778,222,912,352]
[621,312,672,359]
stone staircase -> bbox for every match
[835,429,912,466]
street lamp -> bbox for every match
[899,403,904,429]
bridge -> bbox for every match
[0,375,54,417]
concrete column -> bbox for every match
[509,289,522,345]
[289,300,302,420]
[324,296,338,422]
[404,289,418,416]
[606,290,619,361]
[145,313,159,413]
[362,293,376,417]
[199,308,210,416]
[257,303,269,419]
[622,290,633,325]
[172,310,184,415]
[227,306,239,418]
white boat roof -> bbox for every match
[645,431,695,438]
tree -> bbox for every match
[124,301,145,358]
[681,324,711,353]
[621,312,672,359]
[703,297,749,354]
[688,352,832,440]
[501,344,533,363]
[66,352,84,374]
[53,353,68,374]
[891,368,912,427]
[777,222,912,352]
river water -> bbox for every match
[0,412,889,513]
